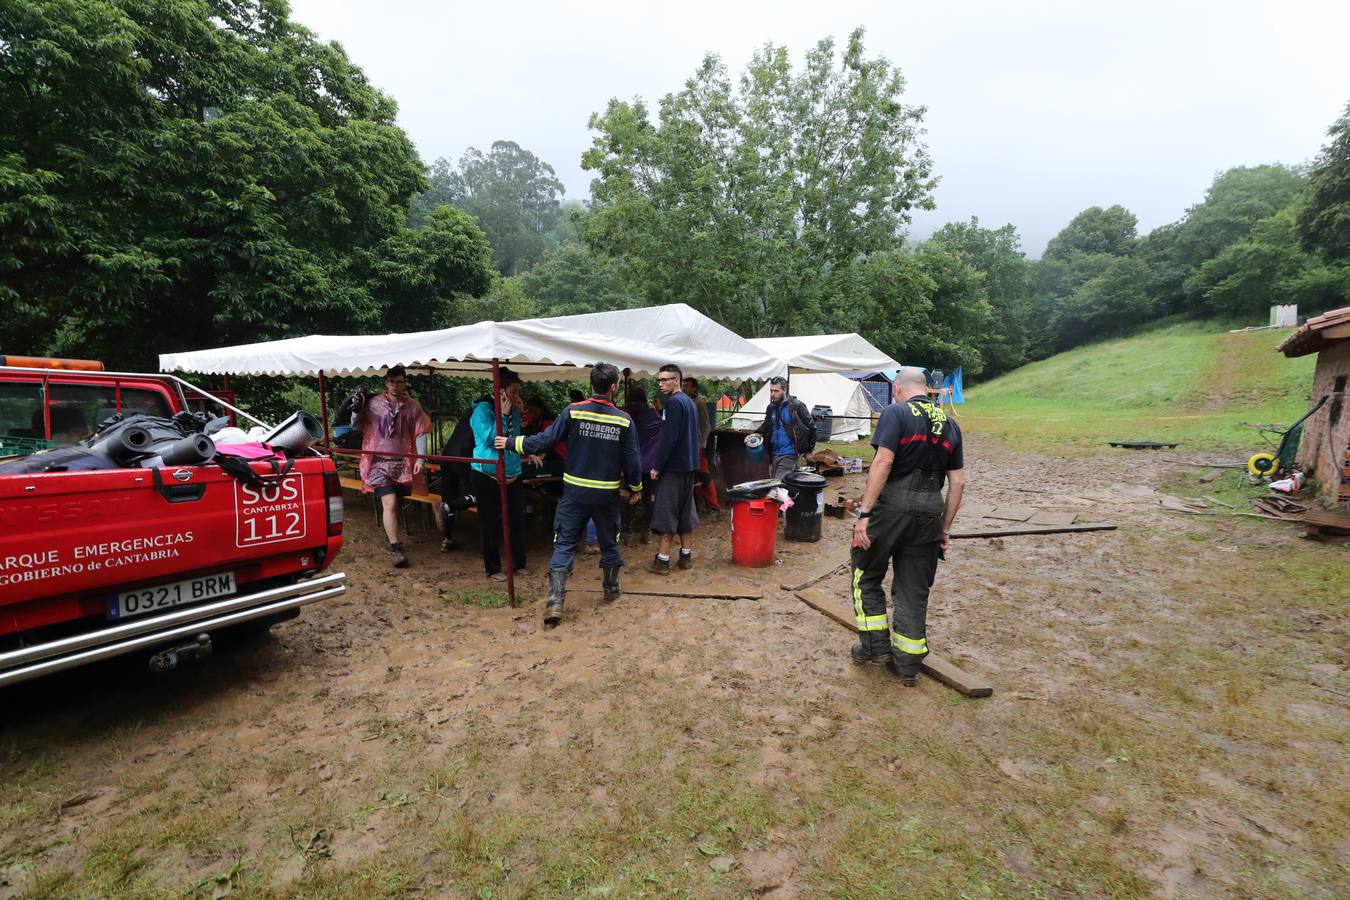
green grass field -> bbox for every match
[962,320,1316,452]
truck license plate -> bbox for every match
[109,572,236,620]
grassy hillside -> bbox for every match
[963,320,1317,451]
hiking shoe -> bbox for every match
[440,537,456,552]
[676,552,694,570]
[388,543,409,568]
[646,555,670,576]
[488,571,507,582]
[514,567,530,576]
[850,642,889,667]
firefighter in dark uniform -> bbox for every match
[849,367,966,686]
[496,363,643,626]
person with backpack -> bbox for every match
[847,367,966,687]
[752,376,817,480]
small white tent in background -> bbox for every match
[730,372,874,442]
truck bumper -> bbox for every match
[0,572,346,688]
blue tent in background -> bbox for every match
[941,367,964,404]
[839,370,893,410]
[842,365,964,406]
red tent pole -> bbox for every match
[492,359,516,607]
[317,371,331,446]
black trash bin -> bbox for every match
[810,404,833,445]
[782,470,827,542]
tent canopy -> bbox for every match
[748,334,898,374]
[729,372,874,441]
[159,304,785,383]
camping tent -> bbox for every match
[159,304,785,383]
[747,334,898,374]
[839,370,894,411]
[729,373,874,441]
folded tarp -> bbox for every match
[160,304,785,384]
[748,334,898,374]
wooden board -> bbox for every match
[1303,510,1350,538]
[793,589,993,698]
[984,505,1036,522]
[948,522,1116,539]
[1027,510,1078,526]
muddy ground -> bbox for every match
[2,436,1346,898]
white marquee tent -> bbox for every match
[747,334,898,374]
[730,372,874,442]
[159,304,786,383]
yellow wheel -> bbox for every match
[1247,452,1277,477]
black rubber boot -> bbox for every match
[544,568,567,627]
[850,641,889,667]
[602,566,621,603]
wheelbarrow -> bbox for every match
[1246,395,1329,477]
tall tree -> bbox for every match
[409,141,566,276]
[1297,101,1350,264]
[581,28,935,337]
[0,0,493,367]
[928,219,1031,375]
[1042,205,1138,260]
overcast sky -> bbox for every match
[289,0,1349,257]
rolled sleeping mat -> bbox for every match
[92,425,154,465]
[138,434,217,468]
[263,411,323,454]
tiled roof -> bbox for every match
[1277,306,1350,358]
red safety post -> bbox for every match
[317,371,331,447]
[491,359,516,607]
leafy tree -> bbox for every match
[928,218,1031,375]
[1297,101,1350,264]
[1042,205,1138,260]
[365,205,493,330]
[519,244,632,316]
[1161,165,1307,313]
[1188,206,1349,318]
[581,28,934,337]
[0,0,493,368]
[1056,256,1152,344]
[409,141,566,275]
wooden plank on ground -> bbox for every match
[948,522,1116,539]
[1027,510,1077,526]
[574,588,762,600]
[984,505,1036,522]
[780,562,848,593]
[793,589,993,698]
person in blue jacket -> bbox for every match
[470,369,540,580]
[646,363,701,575]
[497,363,642,626]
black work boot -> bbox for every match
[388,542,409,568]
[544,568,568,627]
[602,566,621,603]
[646,554,670,576]
[850,641,889,667]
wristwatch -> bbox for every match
[858,511,871,519]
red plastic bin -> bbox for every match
[731,497,780,567]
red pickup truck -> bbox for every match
[0,358,346,687]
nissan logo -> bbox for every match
[172,469,193,482]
